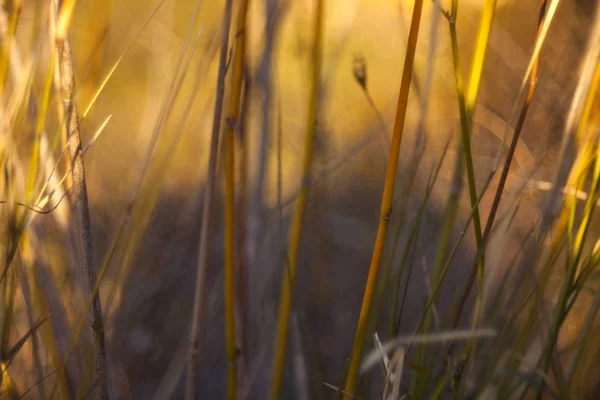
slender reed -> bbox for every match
[55,13,110,400]
[187,0,234,398]
[224,1,249,399]
[410,2,467,392]
[236,71,251,395]
[342,1,424,398]
[269,0,324,398]
[456,0,496,330]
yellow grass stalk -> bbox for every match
[343,0,424,398]
[224,1,249,399]
[443,0,500,311]
[269,0,324,398]
[459,0,496,319]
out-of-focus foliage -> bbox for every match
[1,0,600,399]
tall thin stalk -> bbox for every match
[342,1,424,398]
[236,71,251,396]
[187,0,234,398]
[224,1,249,399]
[409,0,467,392]
[55,14,110,400]
[456,0,496,331]
[269,0,324,398]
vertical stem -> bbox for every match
[186,0,233,398]
[459,0,497,327]
[343,1,424,398]
[224,1,249,399]
[56,29,110,400]
[411,4,466,392]
[269,0,324,398]
[236,73,251,395]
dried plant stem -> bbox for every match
[236,73,251,396]
[186,0,234,398]
[343,1,424,398]
[56,29,110,400]
[269,0,324,398]
[224,1,249,399]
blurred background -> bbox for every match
[2,0,600,398]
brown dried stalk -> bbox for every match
[186,0,234,398]
[56,25,110,400]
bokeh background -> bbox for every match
[3,0,600,398]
